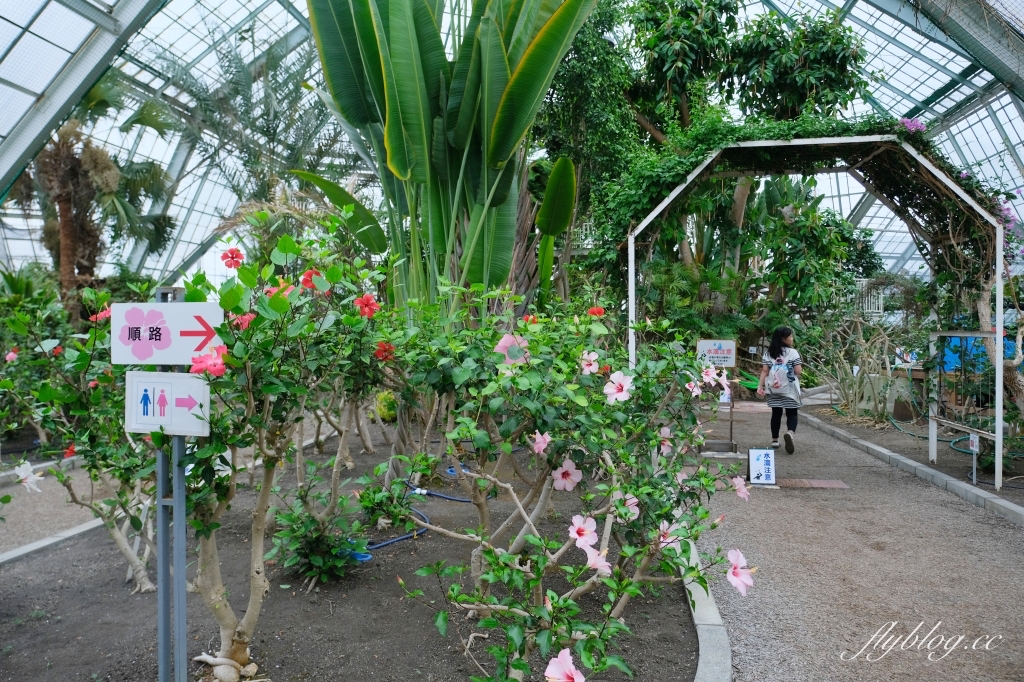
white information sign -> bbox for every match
[697,339,737,367]
[125,371,210,437]
[969,434,980,453]
[748,448,776,485]
[111,303,224,365]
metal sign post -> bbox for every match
[114,293,215,682]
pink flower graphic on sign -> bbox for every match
[118,307,172,361]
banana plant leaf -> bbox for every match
[292,170,388,254]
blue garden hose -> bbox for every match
[354,483,477,557]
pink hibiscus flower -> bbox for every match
[552,459,582,491]
[569,515,598,548]
[657,520,682,553]
[603,371,633,404]
[118,307,173,361]
[494,334,528,364]
[701,366,718,385]
[89,307,111,322]
[190,345,228,377]
[580,351,598,375]
[659,426,673,455]
[727,549,753,596]
[583,545,612,576]
[265,278,296,298]
[544,648,586,682]
[230,312,257,330]
[221,247,244,269]
[532,431,552,455]
[732,476,749,502]
[685,381,702,398]
[4,350,16,362]
[612,490,640,521]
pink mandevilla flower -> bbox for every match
[685,381,702,398]
[568,515,598,548]
[732,476,750,501]
[532,431,552,455]
[583,545,612,576]
[603,371,633,404]
[494,334,528,364]
[658,520,682,553]
[552,459,582,491]
[580,351,598,375]
[659,426,673,455]
[727,549,754,596]
[544,648,586,682]
[612,490,640,521]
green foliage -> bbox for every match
[724,10,869,120]
[266,492,368,584]
[374,390,398,422]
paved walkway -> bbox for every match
[699,406,1023,682]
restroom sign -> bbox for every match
[111,303,224,365]
[125,371,210,436]
[697,340,737,367]
[748,448,776,485]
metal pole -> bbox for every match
[628,235,636,369]
[172,433,188,681]
[156,447,171,682]
[928,335,937,464]
[996,219,1004,491]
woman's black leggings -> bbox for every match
[771,407,799,438]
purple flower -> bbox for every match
[960,172,970,179]
[899,117,927,134]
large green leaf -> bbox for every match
[505,0,543,69]
[368,0,412,180]
[313,86,377,173]
[488,0,596,166]
[307,0,376,126]
[478,16,509,204]
[414,0,449,119]
[446,0,487,148]
[348,0,387,118]
[535,156,575,236]
[389,0,433,183]
[291,171,388,253]
[463,174,518,286]
[537,233,556,304]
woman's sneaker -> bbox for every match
[784,431,795,454]
[771,440,780,448]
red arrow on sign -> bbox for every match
[180,315,216,351]
[175,395,198,411]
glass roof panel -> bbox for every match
[30,2,95,50]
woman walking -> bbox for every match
[756,326,803,453]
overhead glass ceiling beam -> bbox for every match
[846,192,877,226]
[890,240,921,271]
[127,137,194,271]
[913,0,1024,95]
[904,64,983,117]
[857,0,973,59]
[0,0,168,198]
[55,0,120,35]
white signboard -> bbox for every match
[111,303,224,365]
[969,434,980,453]
[748,448,776,485]
[125,371,210,437]
[697,339,737,368]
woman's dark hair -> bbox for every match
[768,326,794,359]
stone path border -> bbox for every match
[685,541,732,682]
[802,412,1024,527]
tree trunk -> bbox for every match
[56,195,77,306]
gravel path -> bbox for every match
[699,405,1023,682]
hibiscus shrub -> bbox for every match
[381,298,753,680]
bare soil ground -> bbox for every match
[0,428,698,682]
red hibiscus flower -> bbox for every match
[354,293,381,319]
[265,278,296,298]
[523,314,538,324]
[374,341,395,362]
[301,269,321,289]
[221,248,244,269]
[587,306,605,317]
[64,443,76,458]
[599,364,611,374]
[52,346,63,356]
